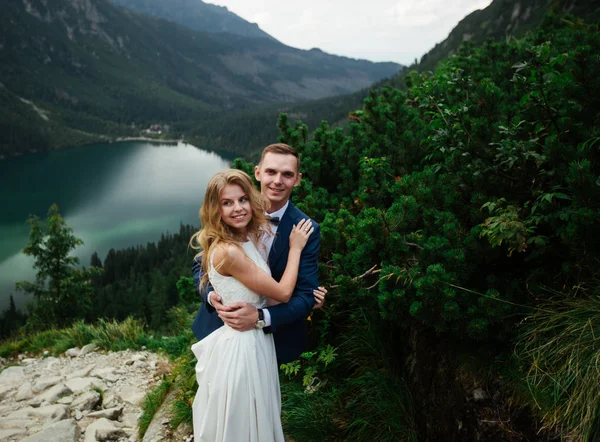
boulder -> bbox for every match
[65,377,106,394]
[92,367,119,383]
[0,382,16,401]
[31,383,72,405]
[71,390,101,412]
[65,348,80,358]
[67,364,96,379]
[84,418,128,442]
[16,381,34,401]
[117,385,144,406]
[132,360,148,370]
[0,366,27,384]
[125,354,146,365]
[0,428,28,440]
[32,375,63,393]
[87,405,123,420]
[79,343,98,356]
[21,418,80,442]
[30,404,70,422]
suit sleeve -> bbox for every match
[266,223,319,333]
[192,253,215,313]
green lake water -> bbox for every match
[0,141,233,311]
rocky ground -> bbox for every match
[0,344,173,442]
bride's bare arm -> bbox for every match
[215,220,314,303]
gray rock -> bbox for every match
[0,418,39,433]
[101,392,121,409]
[43,357,61,371]
[84,418,127,442]
[87,405,123,420]
[117,386,144,406]
[6,406,35,420]
[121,412,138,428]
[65,347,80,358]
[71,390,101,412]
[132,360,148,370]
[30,404,70,422]
[0,366,27,383]
[125,355,146,366]
[92,367,119,383]
[67,364,95,379]
[16,381,34,401]
[57,395,74,405]
[32,375,63,393]
[0,428,28,440]
[0,382,16,400]
[22,418,80,442]
[31,383,72,405]
[65,377,106,394]
[79,343,98,356]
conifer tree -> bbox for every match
[16,204,101,329]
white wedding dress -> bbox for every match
[191,241,285,442]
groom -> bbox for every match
[191,143,321,364]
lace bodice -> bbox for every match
[208,241,270,308]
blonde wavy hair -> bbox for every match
[190,169,271,289]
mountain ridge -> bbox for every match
[108,0,277,41]
[0,0,401,157]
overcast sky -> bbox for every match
[206,0,493,65]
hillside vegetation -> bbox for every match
[262,13,598,440]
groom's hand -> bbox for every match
[212,294,234,313]
[217,302,258,331]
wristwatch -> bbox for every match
[256,308,266,329]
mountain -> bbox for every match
[183,0,600,156]
[0,0,401,157]
[109,0,276,41]
[417,0,600,72]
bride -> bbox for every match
[189,169,314,441]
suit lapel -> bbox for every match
[268,203,294,268]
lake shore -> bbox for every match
[111,136,183,144]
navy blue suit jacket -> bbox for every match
[190,202,320,364]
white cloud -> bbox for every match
[206,0,493,64]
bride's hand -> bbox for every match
[289,219,314,251]
[312,286,327,309]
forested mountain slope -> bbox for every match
[0,0,400,157]
[418,0,600,71]
[109,0,276,40]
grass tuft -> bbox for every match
[0,317,147,357]
[515,294,600,441]
[139,380,172,439]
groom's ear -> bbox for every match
[254,165,261,182]
[294,172,302,187]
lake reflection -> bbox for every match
[0,141,233,310]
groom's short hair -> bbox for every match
[259,143,300,171]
